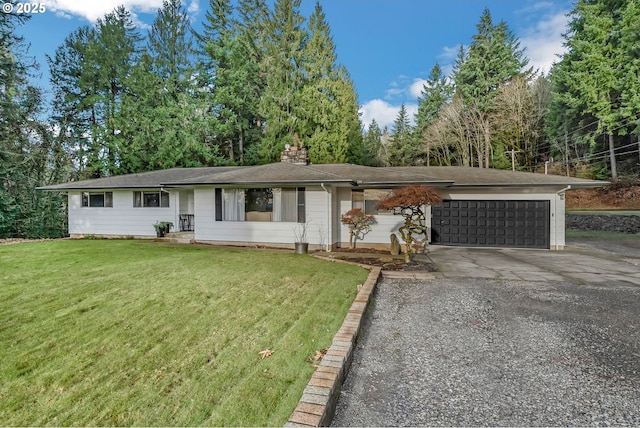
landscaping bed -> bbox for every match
[323,247,438,271]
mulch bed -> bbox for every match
[332,254,438,272]
[338,256,438,271]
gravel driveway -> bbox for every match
[332,245,640,426]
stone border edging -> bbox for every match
[285,264,382,427]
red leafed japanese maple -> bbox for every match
[375,185,442,262]
[340,208,376,249]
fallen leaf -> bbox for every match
[259,349,274,359]
[308,348,328,364]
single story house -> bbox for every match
[40,150,606,251]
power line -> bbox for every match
[580,148,640,163]
[571,141,640,163]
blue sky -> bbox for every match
[17,0,574,130]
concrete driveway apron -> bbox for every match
[427,245,640,285]
[332,244,640,426]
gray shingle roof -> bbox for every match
[38,163,608,190]
[38,167,243,190]
[388,166,607,187]
[171,163,349,185]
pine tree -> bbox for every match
[47,26,95,179]
[387,104,414,166]
[257,0,307,163]
[620,0,640,164]
[415,63,453,166]
[196,0,267,165]
[119,0,220,171]
[83,6,142,176]
[299,2,362,164]
[454,8,530,168]
[1,9,67,237]
[362,119,383,166]
[549,0,631,178]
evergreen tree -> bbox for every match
[415,63,453,166]
[119,0,220,171]
[454,8,530,168]
[620,0,640,164]
[300,3,362,164]
[233,0,269,164]
[83,6,142,176]
[548,0,636,178]
[257,0,308,163]
[1,9,67,237]
[362,119,383,166]
[197,0,267,164]
[47,26,94,179]
[387,104,414,166]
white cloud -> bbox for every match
[520,9,571,75]
[187,0,200,15]
[359,99,418,131]
[46,0,166,22]
[409,78,429,99]
[438,45,460,63]
[383,76,433,101]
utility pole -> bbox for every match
[505,149,520,171]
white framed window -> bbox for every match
[133,191,169,208]
[351,189,391,215]
[217,188,305,222]
[82,192,113,208]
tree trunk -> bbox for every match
[608,131,617,179]
[228,139,235,162]
[484,119,490,169]
[564,128,569,177]
[239,127,244,165]
[425,139,430,167]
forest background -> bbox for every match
[1,0,639,238]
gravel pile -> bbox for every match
[332,277,640,426]
[567,214,640,234]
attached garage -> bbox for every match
[431,200,550,249]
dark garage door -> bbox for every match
[431,200,550,249]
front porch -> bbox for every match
[179,213,194,232]
[163,231,195,244]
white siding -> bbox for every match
[335,187,403,248]
[178,190,192,214]
[193,186,332,248]
[69,190,176,237]
[68,184,567,250]
[554,192,566,249]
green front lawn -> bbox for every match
[0,240,368,426]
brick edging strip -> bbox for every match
[285,265,382,427]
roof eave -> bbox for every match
[37,184,166,191]
[165,179,353,186]
[354,180,454,187]
[449,182,609,188]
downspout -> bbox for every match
[554,185,571,250]
[321,183,331,252]
[162,187,177,232]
